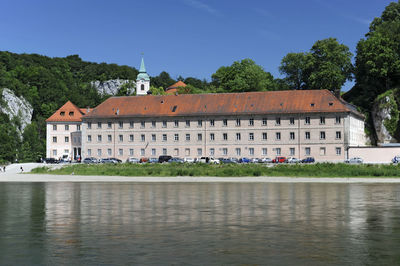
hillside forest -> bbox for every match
[1,1,400,163]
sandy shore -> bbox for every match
[1,173,400,183]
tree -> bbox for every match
[211,59,275,92]
[279,52,309,90]
[151,71,176,89]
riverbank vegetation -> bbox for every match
[31,163,400,177]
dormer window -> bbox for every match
[60,111,65,116]
[329,102,333,106]
[310,103,315,107]
[69,111,74,116]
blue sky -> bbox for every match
[0,0,394,91]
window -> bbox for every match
[276,148,281,155]
[130,121,134,128]
[174,148,179,156]
[336,131,341,139]
[53,125,57,131]
[198,120,202,127]
[87,149,91,156]
[152,134,156,141]
[186,120,190,127]
[53,150,57,156]
[223,133,228,141]
[141,84,145,91]
[77,125,81,131]
[305,147,311,155]
[197,148,202,156]
[262,132,267,140]
[65,125,69,131]
[162,148,167,155]
[108,135,112,142]
[97,135,102,142]
[320,131,326,140]
[87,122,92,129]
[174,134,179,141]
[249,118,254,126]
[236,148,241,156]
[197,133,202,141]
[320,147,326,156]
[119,135,123,142]
[210,119,215,127]
[249,148,254,156]
[152,121,156,128]
[141,149,145,156]
[290,148,295,156]
[320,116,325,124]
[262,118,267,126]
[163,134,167,141]
[87,135,92,142]
[236,118,241,126]
[141,121,145,128]
[69,111,74,116]
[210,133,215,141]
[186,134,190,141]
[97,149,102,156]
[119,121,123,129]
[174,120,179,127]
[276,132,281,140]
[305,132,310,139]
[129,149,134,156]
[305,117,310,125]
[276,117,281,125]
[185,148,190,156]
[223,119,228,126]
[162,121,167,128]
[152,148,156,156]
[141,134,145,142]
[53,137,57,143]
[210,148,215,156]
[97,122,102,129]
[222,148,228,156]
[290,117,295,125]
[336,116,341,124]
[129,134,134,142]
[290,132,295,140]
[262,148,267,155]
[249,133,254,141]
[110,149,114,156]
[60,111,65,116]
[336,147,342,155]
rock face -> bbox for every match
[0,88,33,135]
[372,93,398,143]
[91,79,135,95]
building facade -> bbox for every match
[46,101,91,160]
[80,90,366,162]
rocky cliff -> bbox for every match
[91,79,135,95]
[0,88,33,136]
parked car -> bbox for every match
[251,158,261,163]
[239,157,251,163]
[126,157,140,163]
[346,157,363,164]
[198,157,220,164]
[272,156,287,163]
[148,158,159,163]
[302,157,315,163]
[83,157,98,164]
[220,158,234,164]
[169,157,184,163]
[260,158,273,163]
[286,157,301,163]
[139,157,149,163]
[392,156,400,163]
[44,158,59,164]
[184,157,195,163]
[100,158,119,164]
[109,157,122,163]
[159,155,172,163]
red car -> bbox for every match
[272,156,286,163]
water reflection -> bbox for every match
[0,183,399,265]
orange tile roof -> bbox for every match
[166,81,186,91]
[46,101,89,122]
[83,90,362,119]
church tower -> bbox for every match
[136,57,150,95]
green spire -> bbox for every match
[139,57,146,73]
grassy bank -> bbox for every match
[30,163,400,177]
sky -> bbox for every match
[0,0,395,91]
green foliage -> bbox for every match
[279,52,309,90]
[376,89,400,136]
[117,81,136,96]
[211,59,276,92]
[149,86,166,95]
[151,71,176,89]
[31,162,400,178]
[0,112,19,162]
